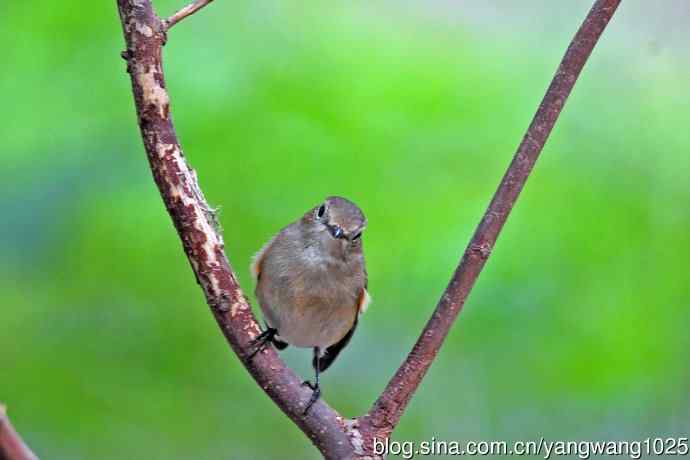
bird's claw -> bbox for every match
[301,380,317,390]
[247,328,276,360]
[301,381,321,415]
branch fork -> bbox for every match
[115,1,622,458]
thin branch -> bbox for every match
[163,0,214,31]
[0,404,39,460]
[356,0,622,451]
[115,2,354,459]
[115,0,621,458]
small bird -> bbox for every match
[249,196,370,414]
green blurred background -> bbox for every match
[2,1,689,458]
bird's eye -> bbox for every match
[352,232,361,241]
[316,204,326,219]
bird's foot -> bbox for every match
[247,328,277,360]
[301,380,321,415]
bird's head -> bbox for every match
[305,196,367,256]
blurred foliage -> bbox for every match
[1,1,689,459]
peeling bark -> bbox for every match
[115,0,621,458]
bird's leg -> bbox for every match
[302,347,322,415]
[247,327,278,360]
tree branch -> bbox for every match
[356,0,621,450]
[0,404,39,460]
[116,2,354,459]
[163,0,214,31]
[115,0,620,458]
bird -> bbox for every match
[249,196,370,414]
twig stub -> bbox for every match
[163,0,215,31]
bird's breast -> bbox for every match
[257,252,363,348]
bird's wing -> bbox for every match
[359,265,371,315]
[358,287,371,315]
[250,234,278,282]
[316,285,369,372]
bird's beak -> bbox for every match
[328,225,343,239]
